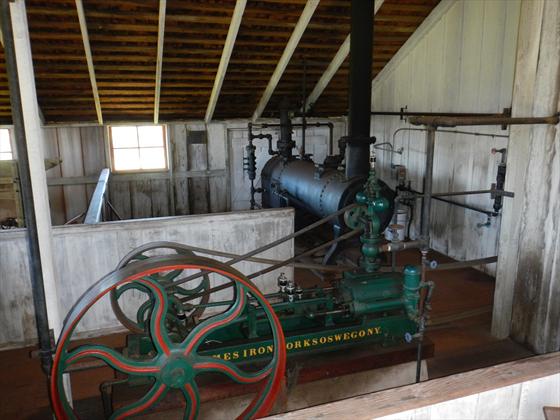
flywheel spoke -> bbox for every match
[110,381,168,420]
[181,282,246,355]
[181,382,200,420]
[137,278,173,355]
[65,345,160,376]
[194,356,273,384]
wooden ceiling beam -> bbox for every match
[252,0,319,121]
[75,0,103,124]
[153,0,166,124]
[304,0,384,112]
[205,0,246,123]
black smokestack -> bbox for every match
[346,0,374,179]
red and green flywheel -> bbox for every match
[110,242,211,335]
[50,254,286,419]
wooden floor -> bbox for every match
[0,249,533,419]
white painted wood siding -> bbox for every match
[0,208,294,349]
[371,0,521,276]
[376,373,560,420]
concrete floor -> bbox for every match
[0,249,532,419]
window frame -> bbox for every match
[107,124,169,174]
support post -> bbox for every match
[205,0,246,123]
[0,0,62,374]
[153,0,166,124]
[75,0,102,125]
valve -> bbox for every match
[295,285,303,300]
[277,273,288,293]
[286,282,295,303]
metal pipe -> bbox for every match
[346,0,374,179]
[373,110,510,119]
[392,127,510,144]
[408,114,559,128]
[1,0,52,375]
[432,256,497,271]
[379,240,423,253]
[420,128,436,246]
[432,196,498,217]
[432,189,514,198]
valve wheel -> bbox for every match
[50,254,286,419]
[110,242,211,334]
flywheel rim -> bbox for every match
[50,254,286,420]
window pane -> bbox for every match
[111,126,138,148]
[138,125,164,148]
[113,148,141,171]
[0,152,12,161]
[0,129,11,153]
[139,147,166,170]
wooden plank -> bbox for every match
[9,0,64,341]
[252,0,320,121]
[80,126,105,201]
[130,180,152,219]
[0,208,294,346]
[493,0,545,339]
[108,179,131,220]
[205,0,247,123]
[372,0,457,90]
[169,123,189,215]
[268,353,560,420]
[75,0,103,124]
[187,127,210,214]
[150,179,169,217]
[153,0,166,124]
[42,128,66,225]
[45,169,226,185]
[508,0,560,352]
[56,128,88,220]
[206,122,228,212]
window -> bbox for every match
[0,129,12,160]
[109,125,168,172]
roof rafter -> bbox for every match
[205,0,246,124]
[75,0,103,125]
[154,0,166,124]
[252,0,319,121]
[304,0,385,113]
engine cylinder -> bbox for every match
[261,156,394,228]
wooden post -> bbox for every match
[8,0,63,339]
[493,0,560,353]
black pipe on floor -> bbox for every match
[0,0,53,375]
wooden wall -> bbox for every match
[270,352,560,420]
[0,208,294,348]
[493,0,560,353]
[371,0,521,275]
[41,119,343,224]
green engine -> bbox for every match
[49,148,430,419]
